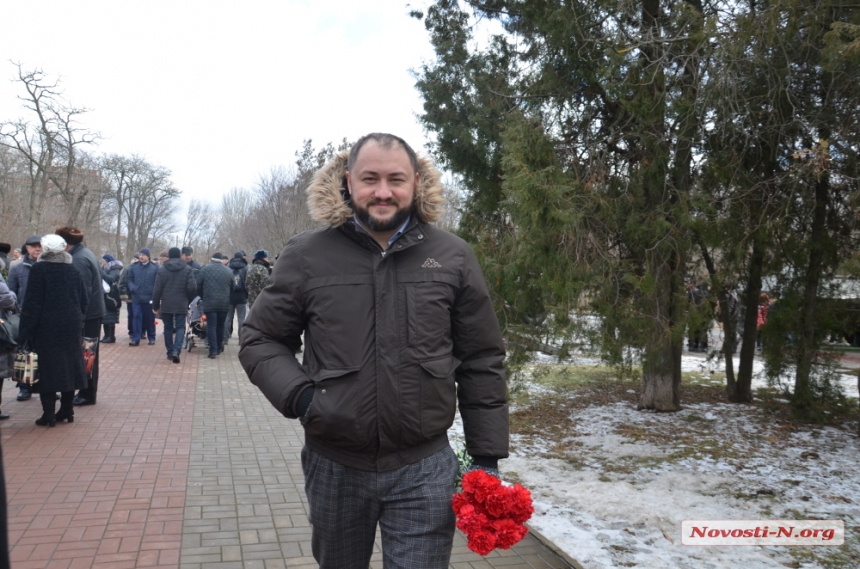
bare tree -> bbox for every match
[100,153,181,261]
[0,64,99,231]
[181,198,221,258]
[217,187,254,255]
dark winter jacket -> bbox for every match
[227,257,249,305]
[0,274,16,378]
[152,258,197,314]
[239,150,509,472]
[187,259,202,272]
[102,262,123,325]
[196,260,233,313]
[17,251,88,393]
[6,255,36,311]
[69,243,106,321]
[127,261,159,304]
[245,259,271,308]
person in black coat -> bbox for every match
[100,255,123,343]
[152,248,197,363]
[17,234,89,427]
[57,227,106,407]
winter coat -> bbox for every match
[17,251,88,393]
[152,258,197,314]
[118,263,133,304]
[0,274,16,378]
[69,243,106,321]
[196,260,233,313]
[227,257,249,305]
[127,261,159,304]
[187,259,202,272]
[246,259,271,308]
[239,150,508,472]
[6,255,36,311]
[102,263,123,325]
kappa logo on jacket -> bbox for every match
[422,258,442,268]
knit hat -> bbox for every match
[169,247,181,259]
[41,234,67,254]
[234,251,244,259]
[56,226,84,245]
[102,253,115,262]
[139,247,152,258]
[212,252,223,260]
[181,246,193,255]
[0,243,10,254]
[254,249,269,260]
[133,252,140,260]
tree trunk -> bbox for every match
[736,231,763,403]
[793,146,830,416]
[641,246,683,411]
[697,238,738,397]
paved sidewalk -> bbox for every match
[2,326,572,569]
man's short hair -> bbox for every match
[347,133,419,175]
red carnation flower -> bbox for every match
[467,529,497,556]
[452,470,533,555]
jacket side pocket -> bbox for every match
[418,354,461,438]
[302,366,366,447]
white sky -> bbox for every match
[0,0,437,207]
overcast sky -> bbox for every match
[0,0,436,207]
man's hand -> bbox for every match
[466,456,501,479]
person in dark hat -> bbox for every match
[152,247,197,363]
[101,254,123,343]
[126,247,159,348]
[196,252,233,358]
[56,227,106,407]
[182,246,202,272]
[118,253,140,337]
[246,249,271,309]
[7,235,42,401]
[224,251,249,346]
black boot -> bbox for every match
[56,392,75,423]
[35,393,56,427]
[102,324,116,344]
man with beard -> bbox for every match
[239,133,508,569]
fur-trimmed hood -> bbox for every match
[38,251,73,264]
[307,150,446,227]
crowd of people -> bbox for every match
[0,231,274,422]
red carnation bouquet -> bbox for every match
[452,469,534,555]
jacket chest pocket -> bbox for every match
[305,274,374,368]
[400,273,458,356]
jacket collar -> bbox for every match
[340,217,427,254]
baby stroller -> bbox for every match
[184,296,208,351]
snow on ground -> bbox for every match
[449,351,860,569]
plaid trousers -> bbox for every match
[301,445,458,569]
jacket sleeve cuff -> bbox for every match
[293,386,314,418]
[470,456,499,471]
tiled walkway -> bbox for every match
[2,323,572,569]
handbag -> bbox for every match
[0,310,19,349]
[83,337,98,377]
[13,348,39,385]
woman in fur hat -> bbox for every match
[17,234,89,426]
